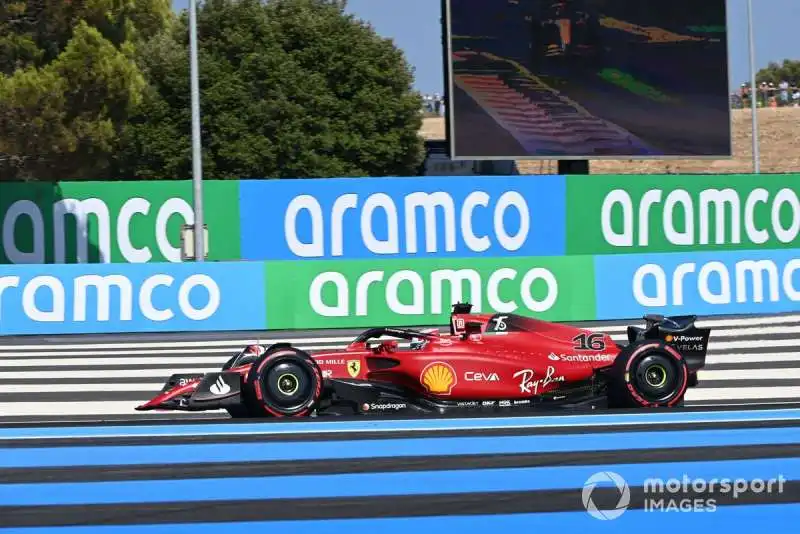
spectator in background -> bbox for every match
[421,93,445,116]
[732,81,800,109]
[760,82,769,106]
[779,80,789,105]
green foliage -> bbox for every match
[0,0,424,181]
[118,0,425,180]
[0,0,172,180]
[756,59,800,85]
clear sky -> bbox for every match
[173,0,799,95]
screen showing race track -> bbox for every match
[444,0,731,159]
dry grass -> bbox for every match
[420,117,447,141]
[420,107,800,175]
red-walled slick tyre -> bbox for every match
[244,346,323,417]
[608,340,688,408]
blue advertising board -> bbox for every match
[594,248,800,319]
[239,176,566,261]
[0,262,266,335]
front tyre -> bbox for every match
[245,347,323,417]
[608,340,688,408]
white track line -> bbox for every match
[0,357,229,367]
[0,344,367,358]
[709,325,800,337]
[692,400,800,407]
[699,369,800,380]
[685,386,800,400]
[0,337,356,351]
[0,401,226,417]
[671,314,800,328]
[706,353,800,364]
[711,339,800,350]
[0,369,217,379]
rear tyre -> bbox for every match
[244,346,323,417]
[607,340,688,408]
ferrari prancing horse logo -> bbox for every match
[347,360,361,378]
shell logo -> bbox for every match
[665,335,674,343]
[420,361,457,395]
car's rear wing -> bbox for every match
[627,314,711,374]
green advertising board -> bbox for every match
[265,255,597,329]
[566,174,800,255]
[0,181,241,264]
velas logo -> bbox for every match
[1,197,195,264]
[420,361,456,395]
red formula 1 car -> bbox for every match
[136,304,710,418]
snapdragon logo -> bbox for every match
[582,471,631,520]
[0,273,219,323]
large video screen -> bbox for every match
[444,0,731,160]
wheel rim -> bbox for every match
[632,353,681,403]
[644,364,668,388]
[276,373,300,396]
[262,359,314,410]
